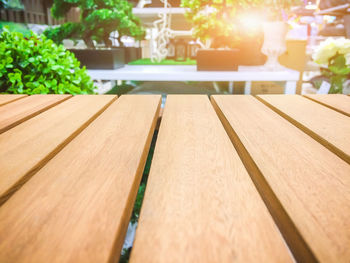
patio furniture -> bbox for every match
[304,94,350,117]
[0,94,27,106]
[88,65,300,94]
[0,94,70,133]
[0,94,349,263]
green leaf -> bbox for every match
[0,28,95,95]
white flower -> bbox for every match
[313,37,350,66]
[335,38,350,55]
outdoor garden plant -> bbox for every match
[44,0,145,48]
[181,0,257,48]
[181,0,303,48]
[0,28,94,94]
[313,37,350,94]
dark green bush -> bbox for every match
[0,28,95,94]
[43,22,82,45]
[44,0,145,48]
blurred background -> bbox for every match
[0,0,349,96]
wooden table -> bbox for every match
[0,94,349,263]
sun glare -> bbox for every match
[238,13,266,32]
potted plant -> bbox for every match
[0,27,94,94]
[44,0,146,69]
[259,0,303,70]
[313,37,350,94]
[182,0,268,71]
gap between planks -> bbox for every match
[211,95,350,263]
[210,97,318,263]
[303,94,350,117]
[0,95,118,206]
[0,95,71,134]
[108,98,161,263]
[0,95,161,263]
[130,95,294,263]
[0,95,28,106]
[256,95,350,164]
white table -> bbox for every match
[88,65,300,94]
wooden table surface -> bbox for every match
[0,94,349,263]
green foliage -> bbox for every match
[0,28,95,95]
[129,129,158,224]
[182,0,262,46]
[182,0,303,46]
[321,53,350,94]
[106,82,135,95]
[128,58,196,65]
[328,54,350,76]
[0,21,31,36]
[130,183,146,224]
[43,23,82,44]
[51,0,80,18]
[119,248,131,263]
[44,0,145,48]
[0,0,24,9]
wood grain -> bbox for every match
[0,94,71,133]
[304,94,350,117]
[0,95,161,263]
[212,95,350,263]
[0,95,27,106]
[257,94,350,164]
[0,95,117,205]
[130,95,293,263]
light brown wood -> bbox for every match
[257,94,350,164]
[212,95,350,263]
[0,94,71,133]
[0,95,27,106]
[0,95,161,263]
[304,94,350,117]
[0,95,117,205]
[130,95,293,263]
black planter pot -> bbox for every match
[125,47,142,63]
[69,48,125,69]
[196,49,240,71]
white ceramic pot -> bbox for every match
[261,21,288,70]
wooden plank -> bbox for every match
[130,95,293,263]
[304,94,350,117]
[0,95,160,263]
[0,95,117,205]
[257,94,350,164]
[0,95,27,106]
[0,95,71,133]
[211,95,350,263]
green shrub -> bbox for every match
[181,0,260,47]
[0,28,95,95]
[181,0,304,48]
[44,0,145,48]
[0,21,31,36]
[43,23,82,44]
